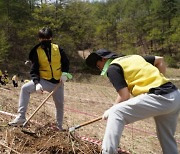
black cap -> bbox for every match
[86,49,119,69]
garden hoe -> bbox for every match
[69,116,102,133]
[21,82,62,136]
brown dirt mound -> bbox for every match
[0,124,100,154]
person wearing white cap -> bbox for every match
[86,49,180,154]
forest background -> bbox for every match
[0,0,179,77]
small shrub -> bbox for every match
[164,55,179,68]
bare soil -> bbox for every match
[0,74,180,153]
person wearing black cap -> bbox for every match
[9,27,70,131]
[86,49,180,154]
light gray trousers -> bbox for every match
[18,79,64,129]
[102,89,180,154]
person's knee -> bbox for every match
[111,105,123,117]
[109,107,126,125]
[21,82,33,92]
[21,84,28,91]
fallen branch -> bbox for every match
[0,87,11,91]
[169,78,180,81]
[0,111,17,117]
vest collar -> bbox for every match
[100,59,113,76]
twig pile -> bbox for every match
[0,124,100,154]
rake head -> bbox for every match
[69,125,80,132]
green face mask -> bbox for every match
[100,59,113,76]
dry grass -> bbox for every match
[0,67,180,153]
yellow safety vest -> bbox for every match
[37,43,62,80]
[111,55,169,96]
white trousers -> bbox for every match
[18,79,64,129]
[102,90,180,154]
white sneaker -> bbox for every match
[8,116,26,126]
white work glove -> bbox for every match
[102,109,111,120]
[35,83,43,93]
[60,75,68,83]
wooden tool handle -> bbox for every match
[79,116,102,128]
